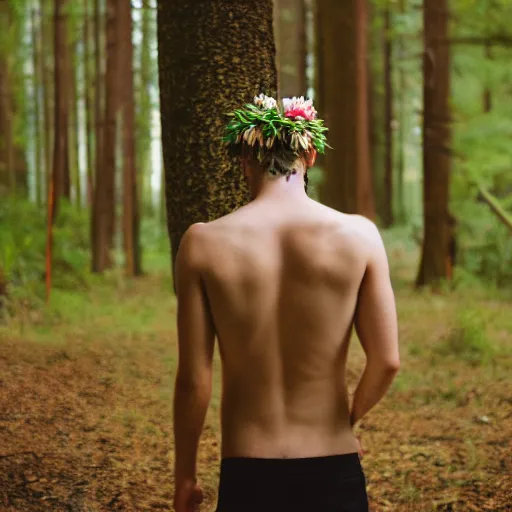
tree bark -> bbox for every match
[317,0,375,218]
[483,40,492,113]
[416,0,452,287]
[83,0,94,204]
[52,0,71,219]
[70,38,81,208]
[139,0,153,215]
[41,0,53,192]
[119,0,141,276]
[396,0,406,223]
[383,6,394,227]
[92,0,118,272]
[91,0,104,270]
[157,0,277,273]
[0,1,15,195]
[274,0,307,98]
[31,7,43,206]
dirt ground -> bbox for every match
[0,278,511,511]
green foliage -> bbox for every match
[0,199,90,302]
[224,96,329,163]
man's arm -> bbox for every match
[350,222,400,427]
[173,224,215,489]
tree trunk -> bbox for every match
[139,0,153,216]
[52,0,70,219]
[0,53,15,195]
[317,0,375,218]
[483,40,492,113]
[396,0,406,223]
[274,0,307,98]
[367,1,384,223]
[41,0,53,193]
[92,0,118,272]
[383,6,394,227]
[91,0,104,270]
[0,1,15,195]
[157,0,277,274]
[31,7,43,205]
[83,0,94,205]
[416,0,452,287]
[119,0,141,276]
[70,39,81,208]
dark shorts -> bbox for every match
[215,452,369,512]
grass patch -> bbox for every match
[433,309,494,366]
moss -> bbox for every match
[157,0,278,263]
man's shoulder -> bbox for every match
[314,204,380,240]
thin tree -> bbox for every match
[83,0,94,204]
[395,0,406,223]
[383,4,394,227]
[92,0,118,272]
[31,7,43,206]
[316,0,375,218]
[416,0,452,287]
[157,0,277,274]
[274,0,307,98]
[52,0,70,218]
[483,41,492,112]
[138,0,153,215]
[119,0,141,276]
[41,0,53,189]
[70,37,81,208]
[0,1,15,195]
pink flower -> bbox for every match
[282,96,317,121]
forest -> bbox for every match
[0,0,511,510]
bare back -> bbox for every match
[198,197,379,458]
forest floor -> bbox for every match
[0,238,511,512]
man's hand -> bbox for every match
[355,436,364,459]
[174,480,203,512]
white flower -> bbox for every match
[254,93,277,110]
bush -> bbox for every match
[0,199,91,302]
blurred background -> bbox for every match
[0,1,511,511]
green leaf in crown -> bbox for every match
[224,94,329,167]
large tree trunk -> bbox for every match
[317,0,375,218]
[416,0,452,287]
[274,0,306,98]
[383,6,394,227]
[157,0,277,273]
[119,0,141,276]
[52,0,70,219]
[92,0,118,272]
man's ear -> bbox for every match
[305,149,317,168]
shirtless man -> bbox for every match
[173,96,400,512]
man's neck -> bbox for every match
[251,172,308,202]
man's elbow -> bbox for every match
[368,355,400,375]
[385,357,400,374]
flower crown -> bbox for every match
[224,94,329,169]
